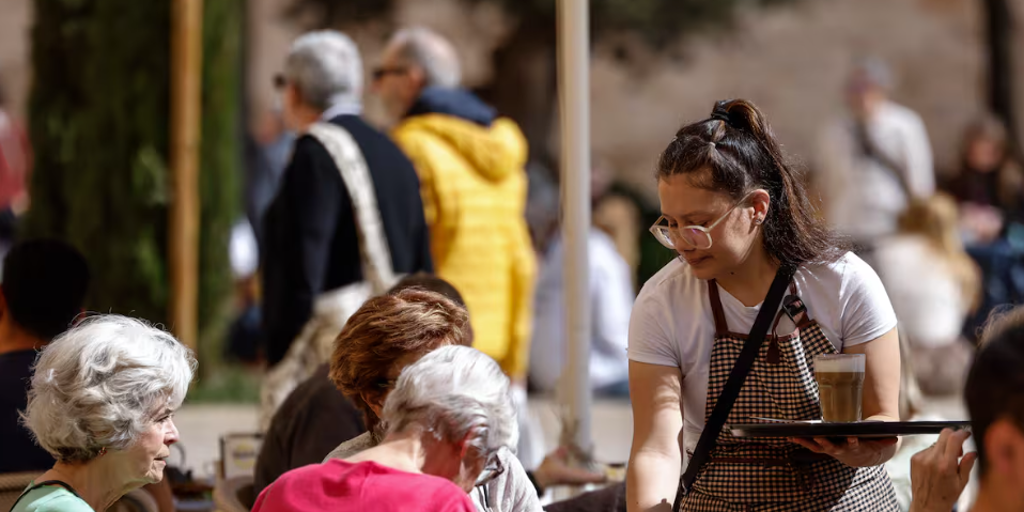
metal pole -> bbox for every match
[557,0,592,459]
[170,0,203,351]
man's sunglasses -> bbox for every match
[372,66,408,81]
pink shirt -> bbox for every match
[253,459,476,512]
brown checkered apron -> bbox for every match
[679,280,899,511]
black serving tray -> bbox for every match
[729,420,971,439]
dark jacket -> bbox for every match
[0,349,54,472]
[261,115,432,366]
[253,364,365,496]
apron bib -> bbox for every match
[679,280,899,512]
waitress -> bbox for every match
[626,99,901,511]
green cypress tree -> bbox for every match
[24,0,240,350]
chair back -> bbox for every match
[0,471,44,511]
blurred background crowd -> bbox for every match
[0,0,1022,510]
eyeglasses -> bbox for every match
[649,193,753,251]
[372,66,408,81]
[474,451,505,487]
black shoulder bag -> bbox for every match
[671,263,796,511]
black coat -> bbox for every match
[261,115,432,366]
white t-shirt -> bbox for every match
[529,228,633,392]
[627,252,897,463]
[817,101,935,240]
[873,236,970,348]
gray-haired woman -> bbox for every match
[11,315,197,512]
[253,345,516,512]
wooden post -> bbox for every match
[169,0,203,351]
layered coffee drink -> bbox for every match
[814,354,865,422]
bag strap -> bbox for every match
[305,122,394,294]
[8,480,82,512]
[853,121,912,199]
[673,263,797,509]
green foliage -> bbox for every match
[198,0,243,343]
[25,0,241,342]
[25,0,172,324]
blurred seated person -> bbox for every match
[873,194,980,396]
[253,345,513,512]
[528,162,634,398]
[0,239,89,473]
[12,315,196,512]
[948,115,1024,245]
[529,224,633,398]
[253,273,467,496]
[907,306,1024,512]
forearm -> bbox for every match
[866,413,902,461]
[626,451,680,512]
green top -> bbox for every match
[9,482,93,512]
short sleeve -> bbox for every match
[840,255,898,347]
[627,289,679,367]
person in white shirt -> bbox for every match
[627,99,902,511]
[818,58,935,259]
[529,226,634,397]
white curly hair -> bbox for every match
[22,315,197,462]
[382,345,517,460]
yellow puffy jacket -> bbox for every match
[393,113,536,379]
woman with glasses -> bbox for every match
[254,345,516,512]
[627,100,902,511]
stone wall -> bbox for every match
[3,0,1021,202]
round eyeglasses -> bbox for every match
[649,194,753,251]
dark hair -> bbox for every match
[388,272,466,308]
[1,239,90,340]
[657,99,847,266]
[966,307,1024,475]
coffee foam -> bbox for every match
[815,355,865,373]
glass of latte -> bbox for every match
[813,354,865,422]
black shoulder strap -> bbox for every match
[8,480,82,512]
[853,121,912,198]
[672,264,796,510]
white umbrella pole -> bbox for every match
[557,0,592,461]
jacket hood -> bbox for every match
[406,86,496,127]
[400,113,527,183]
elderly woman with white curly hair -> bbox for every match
[10,315,196,512]
[253,345,517,512]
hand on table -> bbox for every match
[908,428,976,512]
[789,436,899,468]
